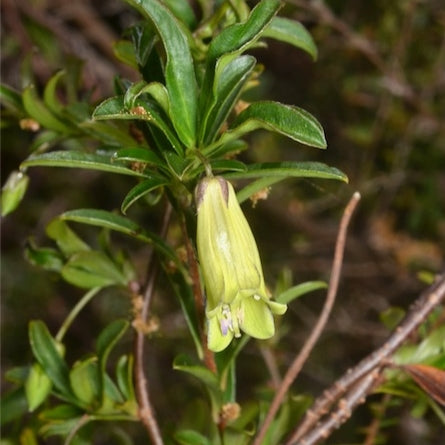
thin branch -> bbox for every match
[253,192,361,445]
[288,272,445,444]
[134,203,172,445]
[292,369,383,445]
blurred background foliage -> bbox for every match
[1,0,444,444]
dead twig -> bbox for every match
[253,191,361,445]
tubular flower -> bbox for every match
[195,176,287,352]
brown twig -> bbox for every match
[291,369,383,445]
[134,203,172,445]
[287,272,445,444]
[253,191,361,445]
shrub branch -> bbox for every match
[287,272,445,444]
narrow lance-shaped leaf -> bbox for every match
[121,175,169,214]
[224,161,348,182]
[59,209,180,267]
[21,151,148,178]
[262,17,318,60]
[199,0,281,133]
[96,320,129,404]
[207,0,281,61]
[22,85,71,134]
[93,96,183,155]
[1,170,29,217]
[201,55,256,145]
[124,0,197,147]
[216,101,327,151]
[61,250,128,289]
[43,70,66,115]
[29,321,75,402]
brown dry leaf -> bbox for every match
[404,363,445,406]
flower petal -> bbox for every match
[238,297,275,339]
[207,311,234,352]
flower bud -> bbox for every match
[196,176,286,352]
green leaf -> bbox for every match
[22,85,71,133]
[224,161,348,182]
[40,416,87,439]
[125,0,198,146]
[43,70,66,115]
[61,251,128,289]
[380,307,406,330]
[262,17,317,60]
[113,147,164,168]
[200,0,280,126]
[25,362,53,411]
[210,159,247,173]
[113,40,138,69]
[173,354,222,421]
[221,101,327,150]
[1,170,29,216]
[69,357,100,406]
[116,355,136,402]
[208,0,281,60]
[0,387,28,426]
[46,218,90,257]
[59,208,179,264]
[236,176,283,204]
[121,175,169,214]
[276,281,328,304]
[29,321,74,402]
[201,55,256,145]
[0,83,25,115]
[93,96,183,155]
[79,120,137,147]
[29,130,63,152]
[163,0,197,29]
[40,404,84,421]
[21,150,148,177]
[96,320,129,375]
[129,22,157,69]
[174,430,212,445]
[124,81,170,115]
